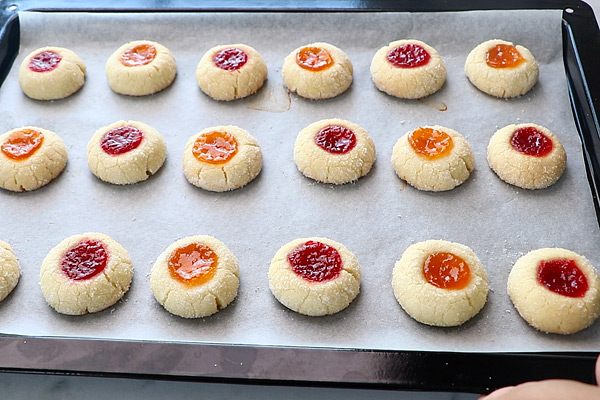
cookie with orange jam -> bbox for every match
[293,118,375,184]
[196,43,268,101]
[268,237,361,316]
[487,123,566,189]
[150,235,239,318]
[0,126,67,192]
[0,240,20,302]
[19,46,86,100]
[40,233,133,315]
[392,240,488,327]
[183,125,262,192]
[392,125,474,191]
[465,39,538,98]
[282,42,353,100]
[370,39,446,99]
[106,40,177,96]
[87,120,167,185]
[508,248,600,334]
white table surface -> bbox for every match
[2,2,599,398]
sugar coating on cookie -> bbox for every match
[392,125,474,191]
[183,125,262,192]
[268,237,361,316]
[196,43,268,101]
[19,46,86,100]
[370,39,446,99]
[465,39,538,98]
[150,235,239,318]
[294,118,375,184]
[0,240,20,302]
[507,248,600,335]
[282,42,353,100]
[106,40,177,96]
[87,120,167,185]
[0,126,67,192]
[40,233,133,315]
[392,240,488,327]
[487,123,566,189]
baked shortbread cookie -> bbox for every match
[19,46,86,100]
[282,42,353,100]
[487,123,566,189]
[465,39,538,98]
[392,240,488,327]
[183,125,262,192]
[268,237,361,316]
[0,126,67,192]
[40,233,133,315]
[106,40,176,96]
[294,118,375,184]
[196,43,268,101]
[392,125,474,191]
[0,240,20,302]
[87,120,167,185]
[370,39,446,99]
[150,235,239,318]
[508,248,600,335]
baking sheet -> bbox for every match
[0,9,599,353]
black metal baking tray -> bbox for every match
[0,0,599,394]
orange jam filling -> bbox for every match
[296,46,333,71]
[423,252,471,290]
[408,127,453,159]
[192,131,238,164]
[168,243,218,286]
[485,44,525,69]
[1,128,44,161]
[120,43,157,67]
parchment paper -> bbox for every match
[0,9,598,353]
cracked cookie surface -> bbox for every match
[0,240,20,302]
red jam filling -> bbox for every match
[120,44,157,67]
[1,128,44,161]
[510,126,553,157]
[296,46,333,71]
[314,125,357,154]
[537,259,588,298]
[486,44,525,69]
[386,43,430,68]
[213,47,248,71]
[288,240,343,283]
[29,50,62,72]
[193,130,238,164]
[168,243,218,286]
[423,252,471,290]
[61,239,108,281]
[100,126,144,156]
[408,127,454,159]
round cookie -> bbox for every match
[487,123,566,189]
[40,233,133,315]
[106,40,177,96]
[465,39,538,98]
[150,235,239,318]
[19,46,86,100]
[196,43,268,101]
[183,125,262,192]
[293,118,375,184]
[87,120,167,185]
[0,240,20,302]
[370,39,446,99]
[392,240,489,327]
[282,42,353,100]
[0,126,67,192]
[392,125,474,191]
[268,237,361,316]
[507,248,600,335]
